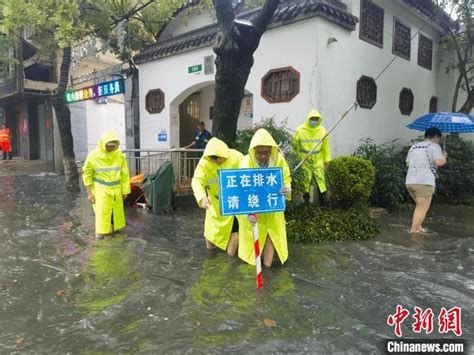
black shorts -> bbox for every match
[231,217,239,233]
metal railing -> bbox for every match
[123,148,204,195]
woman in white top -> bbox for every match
[405,127,447,233]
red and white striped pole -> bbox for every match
[251,213,263,288]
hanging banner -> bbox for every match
[65,79,125,104]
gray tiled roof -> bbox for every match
[401,0,454,31]
[134,0,358,64]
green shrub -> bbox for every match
[286,204,379,243]
[233,117,293,154]
[234,117,306,208]
[355,136,474,208]
[435,135,474,204]
[354,138,409,210]
[326,156,375,209]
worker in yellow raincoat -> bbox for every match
[237,129,291,267]
[292,109,331,204]
[83,131,130,239]
[192,137,243,255]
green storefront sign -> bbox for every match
[188,64,202,74]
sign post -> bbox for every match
[218,167,285,288]
[251,214,263,288]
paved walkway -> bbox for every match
[0,159,53,176]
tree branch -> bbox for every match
[452,68,463,111]
[458,89,474,113]
[254,0,280,33]
[212,0,235,33]
[56,46,72,97]
[86,0,157,27]
[447,26,471,106]
[113,0,156,25]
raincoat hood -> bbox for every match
[99,131,121,153]
[202,138,230,162]
[249,128,279,162]
[305,109,323,128]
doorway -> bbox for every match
[179,93,200,147]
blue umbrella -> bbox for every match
[406,112,474,133]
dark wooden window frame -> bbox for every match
[429,96,438,113]
[392,17,411,60]
[356,75,377,109]
[359,0,384,48]
[399,88,414,115]
[145,88,165,114]
[261,66,300,104]
[417,33,433,71]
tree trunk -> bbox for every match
[451,68,463,112]
[52,47,80,192]
[457,87,474,114]
[212,36,252,144]
[211,0,280,145]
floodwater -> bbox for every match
[0,174,472,353]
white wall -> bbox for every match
[437,49,472,114]
[139,47,216,149]
[85,99,126,152]
[160,6,215,40]
[139,0,462,155]
[238,93,254,131]
[70,101,88,162]
[250,0,443,156]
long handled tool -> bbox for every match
[251,213,264,289]
[292,101,358,175]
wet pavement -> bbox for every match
[0,173,473,353]
[0,159,51,177]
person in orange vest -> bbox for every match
[0,123,12,160]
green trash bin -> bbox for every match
[142,161,175,214]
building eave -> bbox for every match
[396,0,456,34]
[134,0,358,64]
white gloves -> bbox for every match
[247,214,257,226]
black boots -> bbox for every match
[2,152,12,160]
[303,192,310,203]
[8,152,12,160]
[2,152,6,160]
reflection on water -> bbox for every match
[74,235,143,313]
[186,257,304,350]
[0,175,472,353]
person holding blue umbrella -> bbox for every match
[405,112,473,233]
[405,127,447,234]
[406,112,474,148]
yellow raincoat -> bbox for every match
[192,138,243,250]
[237,129,291,265]
[292,109,331,193]
[82,131,131,235]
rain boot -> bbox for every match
[7,152,12,160]
[303,192,310,204]
[2,151,6,160]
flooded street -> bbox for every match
[0,173,473,353]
